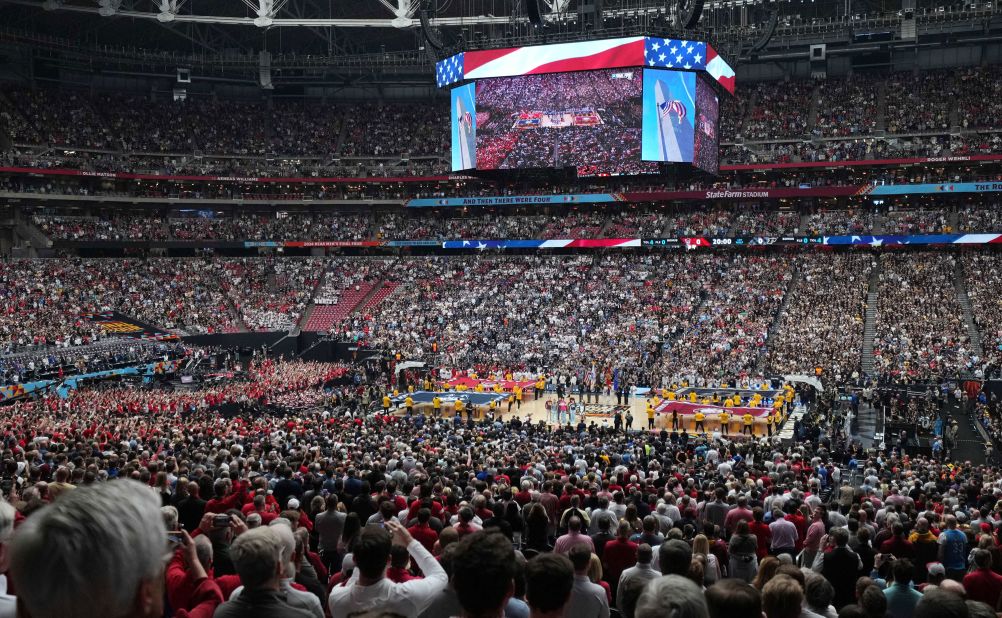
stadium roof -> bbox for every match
[1,0,1000,84]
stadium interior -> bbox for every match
[2,1,1002,617]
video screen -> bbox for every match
[451,83,477,171]
[693,74,720,174]
[642,69,695,163]
[473,69,643,172]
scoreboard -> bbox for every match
[439,36,734,176]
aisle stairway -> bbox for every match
[955,261,985,358]
[875,81,888,132]
[756,263,799,371]
[860,260,882,376]
[303,281,375,331]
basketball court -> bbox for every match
[387,383,796,439]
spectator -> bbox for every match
[327,519,447,617]
[525,553,574,618]
[635,575,709,618]
[9,481,200,618]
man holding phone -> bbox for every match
[328,519,447,617]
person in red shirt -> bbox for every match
[407,508,440,553]
[386,545,420,583]
[785,506,808,552]
[204,478,247,515]
[602,521,639,601]
[879,523,916,561]
[749,507,772,560]
[166,533,242,614]
[724,496,755,536]
[963,549,1002,607]
[241,494,279,525]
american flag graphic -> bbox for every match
[705,44,736,94]
[436,53,464,88]
[434,37,734,95]
[659,99,686,120]
[463,37,645,81]
[644,38,707,71]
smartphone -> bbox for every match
[212,514,231,528]
[167,531,183,545]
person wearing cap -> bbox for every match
[920,562,947,591]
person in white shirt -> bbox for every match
[565,545,610,618]
[328,519,447,618]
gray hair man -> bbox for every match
[228,521,323,618]
[10,481,169,618]
[214,526,315,618]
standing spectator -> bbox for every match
[884,558,923,618]
[216,526,315,618]
[617,543,659,610]
[602,522,638,597]
[525,554,574,618]
[635,575,709,618]
[769,510,798,559]
[314,495,345,573]
[963,549,1002,607]
[705,579,763,618]
[555,516,594,554]
[729,520,760,583]
[327,519,447,617]
[939,515,969,580]
[566,544,610,618]
[451,530,517,618]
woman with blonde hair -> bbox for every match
[587,552,613,604]
[692,534,720,585]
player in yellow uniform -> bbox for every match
[405,395,414,416]
[694,411,706,433]
[718,411,730,435]
[475,383,485,393]
[515,386,523,409]
[455,398,465,419]
[382,393,391,414]
[742,412,754,436]
[433,395,442,417]
[688,391,698,403]
[646,402,656,429]
[668,390,677,401]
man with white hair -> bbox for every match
[214,526,314,618]
[229,521,323,618]
[9,481,175,618]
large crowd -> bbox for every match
[9,41,1002,618]
[24,202,1002,244]
[872,254,977,380]
[765,254,873,383]
[1,249,1000,385]
[2,65,1002,180]
[0,351,1000,618]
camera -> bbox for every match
[212,514,231,528]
